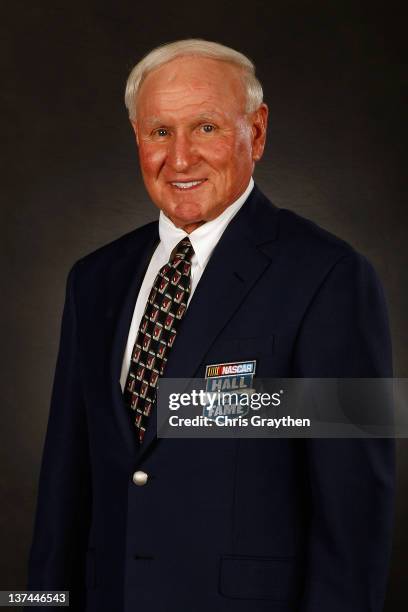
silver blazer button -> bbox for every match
[132,471,148,486]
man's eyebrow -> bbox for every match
[194,112,224,121]
[142,117,166,127]
[141,112,225,128]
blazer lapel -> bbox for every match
[138,186,280,459]
[108,223,159,457]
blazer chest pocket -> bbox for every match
[218,555,300,601]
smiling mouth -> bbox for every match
[170,179,207,190]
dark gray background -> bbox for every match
[1,1,406,609]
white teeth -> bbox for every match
[171,180,204,189]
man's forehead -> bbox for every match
[136,56,246,115]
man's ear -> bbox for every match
[130,119,139,146]
[251,103,268,161]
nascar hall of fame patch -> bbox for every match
[203,360,256,421]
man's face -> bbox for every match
[132,56,268,232]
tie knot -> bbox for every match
[171,237,194,265]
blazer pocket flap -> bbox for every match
[219,555,299,601]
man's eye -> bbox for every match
[201,124,215,133]
[154,128,168,137]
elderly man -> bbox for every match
[27,40,394,611]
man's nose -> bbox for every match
[166,132,199,172]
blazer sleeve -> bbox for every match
[26,263,91,611]
[293,252,395,612]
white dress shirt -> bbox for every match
[119,177,254,390]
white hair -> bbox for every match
[124,38,263,121]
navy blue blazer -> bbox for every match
[27,186,395,611]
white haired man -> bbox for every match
[27,39,394,611]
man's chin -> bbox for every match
[169,215,206,233]
[162,204,207,230]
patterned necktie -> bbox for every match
[123,237,194,442]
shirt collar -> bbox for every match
[158,177,254,268]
